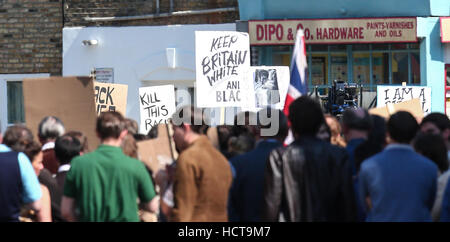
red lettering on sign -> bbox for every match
[276,24,283,40]
[256,25,264,41]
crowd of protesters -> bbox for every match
[2,96,450,222]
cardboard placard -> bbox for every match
[244,66,290,111]
[93,82,128,116]
[137,124,176,174]
[138,85,176,134]
[23,76,100,150]
[377,85,431,114]
[369,98,424,121]
[195,31,251,108]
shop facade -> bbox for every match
[237,0,450,113]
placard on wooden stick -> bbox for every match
[137,124,177,174]
[23,76,100,150]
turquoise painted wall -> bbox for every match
[418,17,445,113]
[431,0,450,16]
[238,0,433,21]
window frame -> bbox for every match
[268,43,420,92]
[0,73,50,133]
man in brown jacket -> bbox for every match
[170,106,232,222]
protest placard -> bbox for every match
[377,85,431,114]
[195,31,251,108]
[139,85,176,134]
[23,76,100,149]
[243,66,290,111]
[93,82,128,116]
[369,98,424,121]
[137,124,176,174]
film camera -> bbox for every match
[319,80,361,116]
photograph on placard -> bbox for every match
[254,69,280,108]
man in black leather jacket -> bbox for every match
[262,96,357,222]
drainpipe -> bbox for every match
[156,0,160,14]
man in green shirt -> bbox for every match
[61,112,157,222]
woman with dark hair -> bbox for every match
[413,132,450,222]
[413,133,448,174]
[21,141,52,222]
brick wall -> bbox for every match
[0,0,239,76]
[64,0,239,27]
[0,0,63,75]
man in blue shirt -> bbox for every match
[0,124,42,222]
[359,111,438,222]
[228,109,288,222]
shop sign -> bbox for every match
[441,17,450,43]
[249,18,417,45]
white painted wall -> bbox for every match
[63,23,236,129]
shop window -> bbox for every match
[353,53,371,85]
[330,54,347,82]
[372,53,390,85]
[392,52,408,84]
[411,53,421,84]
[272,53,291,66]
[311,56,326,86]
[7,81,25,125]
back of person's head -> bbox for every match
[342,108,372,131]
[228,134,255,157]
[421,113,450,134]
[289,96,324,136]
[171,105,208,134]
[124,118,139,136]
[257,108,288,141]
[96,111,126,140]
[369,115,387,147]
[387,111,419,144]
[3,125,34,152]
[38,116,65,141]
[55,134,82,165]
[65,130,89,153]
[24,140,42,162]
[413,132,448,173]
[232,111,258,137]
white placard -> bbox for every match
[242,66,290,111]
[95,68,114,83]
[377,85,431,114]
[139,85,176,134]
[195,31,251,108]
